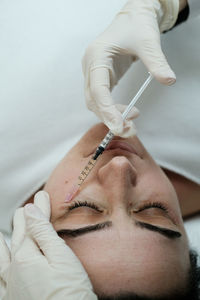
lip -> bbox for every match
[105,141,139,156]
[88,140,140,158]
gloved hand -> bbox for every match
[0,191,97,300]
[0,234,10,299]
[82,0,179,137]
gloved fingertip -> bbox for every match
[12,208,26,248]
[34,191,51,218]
[154,68,176,85]
[13,207,24,223]
[24,204,46,220]
[24,203,36,214]
[118,120,137,138]
[34,190,49,202]
[166,77,176,86]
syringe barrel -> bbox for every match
[92,131,114,160]
[99,131,114,149]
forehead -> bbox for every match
[64,226,188,296]
[64,222,184,269]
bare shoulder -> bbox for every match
[163,169,200,219]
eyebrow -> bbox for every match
[57,220,181,239]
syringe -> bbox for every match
[65,73,153,203]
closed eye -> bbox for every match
[136,202,169,213]
[60,201,181,239]
[68,201,168,214]
[67,200,169,216]
[134,201,177,225]
[68,200,103,213]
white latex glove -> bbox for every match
[0,191,97,300]
[0,234,10,299]
[82,0,179,137]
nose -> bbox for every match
[97,156,137,191]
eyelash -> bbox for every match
[68,200,168,213]
[68,201,103,213]
[138,202,168,212]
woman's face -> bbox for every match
[44,123,190,298]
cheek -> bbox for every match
[141,166,174,194]
[44,159,88,220]
[43,167,74,218]
[44,157,83,197]
[44,171,68,202]
[139,169,183,217]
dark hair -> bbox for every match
[98,250,200,300]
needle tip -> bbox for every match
[64,185,80,203]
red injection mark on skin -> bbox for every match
[64,185,80,203]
